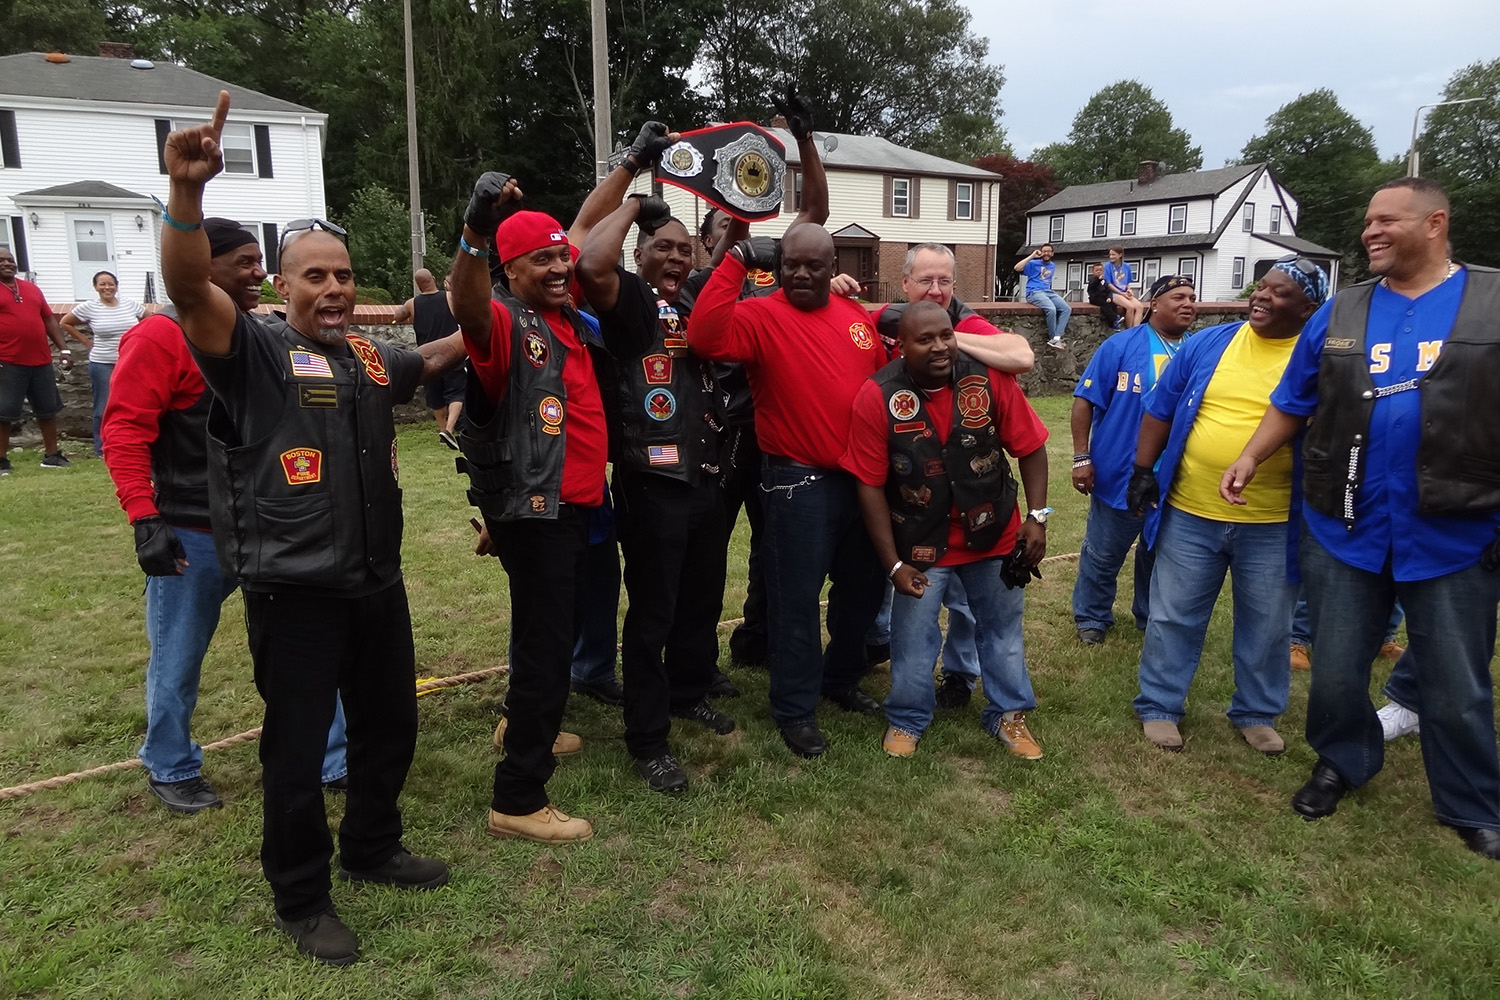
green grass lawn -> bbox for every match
[3,395,1499,999]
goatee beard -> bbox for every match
[306,326,347,347]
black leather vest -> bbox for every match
[1303,266,1500,526]
[142,306,214,530]
[205,316,405,590]
[459,296,603,520]
[616,292,721,484]
[874,296,983,355]
[873,353,1018,568]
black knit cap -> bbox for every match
[203,218,259,258]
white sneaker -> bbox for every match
[1376,701,1420,741]
[1047,336,1066,350]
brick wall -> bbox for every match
[876,241,908,299]
[953,244,990,304]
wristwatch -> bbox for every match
[1027,507,1054,525]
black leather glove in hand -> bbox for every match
[732,236,779,272]
[626,121,673,171]
[1126,464,1160,517]
[999,540,1043,590]
[134,515,186,576]
[771,87,815,142]
[629,193,673,236]
[464,171,514,238]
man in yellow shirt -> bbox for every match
[1124,260,1328,753]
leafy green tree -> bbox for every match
[1239,89,1383,264]
[1035,81,1200,186]
[0,0,133,56]
[971,154,1060,291]
[1418,59,1500,268]
[340,184,412,300]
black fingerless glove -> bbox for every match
[999,540,1042,590]
[134,516,186,576]
[732,236,779,272]
[626,121,673,172]
[464,171,515,238]
[629,193,673,236]
[1126,464,1160,517]
[771,87,815,142]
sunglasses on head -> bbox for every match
[1276,253,1322,278]
[278,218,348,256]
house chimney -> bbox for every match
[98,42,136,59]
[769,115,788,129]
[1138,160,1158,185]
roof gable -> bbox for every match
[0,53,319,116]
[1029,163,1263,214]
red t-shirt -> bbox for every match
[102,313,207,523]
[464,299,607,507]
[842,368,1049,566]
[0,278,54,365]
[686,255,884,469]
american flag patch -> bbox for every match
[289,351,334,378]
[648,445,680,466]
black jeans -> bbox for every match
[615,471,727,759]
[721,424,768,661]
[243,582,417,921]
[489,505,591,815]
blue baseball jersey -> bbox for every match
[1075,323,1177,510]
[1103,261,1133,294]
[1022,258,1056,295]
[1271,269,1500,581]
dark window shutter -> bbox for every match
[882,175,893,218]
[0,110,19,168]
[947,180,957,221]
[972,184,982,223]
[155,119,171,174]
[910,177,921,219]
[262,223,279,273]
[254,125,273,178]
[784,169,796,214]
[11,217,29,271]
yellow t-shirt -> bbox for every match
[1168,323,1298,522]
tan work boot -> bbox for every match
[1238,725,1285,756]
[995,713,1044,760]
[1143,720,1183,751]
[493,716,582,756]
[486,805,593,843]
[882,726,919,758]
[1290,643,1311,671]
[1379,640,1405,661]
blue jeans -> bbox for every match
[1072,495,1154,633]
[1383,650,1420,712]
[888,559,1034,736]
[89,361,114,456]
[1301,529,1500,831]
[760,462,885,726]
[1134,506,1294,728]
[868,577,980,682]
[571,530,621,686]
[1026,290,1071,341]
[1291,592,1403,647]
[139,527,347,784]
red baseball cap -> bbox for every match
[496,211,571,263]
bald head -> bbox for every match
[779,223,835,312]
[414,268,436,293]
[898,299,949,337]
[279,229,348,274]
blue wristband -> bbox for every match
[458,235,491,259]
[151,195,202,233]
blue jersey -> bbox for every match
[1270,269,1499,582]
[1075,323,1177,510]
[1023,258,1056,295]
[1103,261,1133,294]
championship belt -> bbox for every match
[653,123,787,223]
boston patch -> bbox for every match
[524,330,549,368]
[345,334,389,386]
[888,388,920,421]
[645,388,677,421]
[849,322,875,351]
[891,453,913,476]
[299,384,339,408]
[279,447,322,486]
[538,395,564,435]
[642,353,672,385]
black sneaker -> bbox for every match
[438,429,460,451]
[323,776,348,793]
[38,452,72,469]
[706,669,741,699]
[571,675,625,706]
[274,905,361,966]
[824,686,881,715]
[672,699,736,734]
[0,457,11,476]
[339,847,450,890]
[1078,628,1106,646]
[935,672,972,709]
[635,753,689,794]
[147,775,223,814]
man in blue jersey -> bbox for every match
[1014,244,1070,350]
[1069,275,1197,645]
[1223,178,1500,860]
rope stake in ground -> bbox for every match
[0,548,1104,803]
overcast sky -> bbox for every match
[966,1,1500,167]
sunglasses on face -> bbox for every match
[278,218,348,256]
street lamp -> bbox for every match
[1408,97,1486,177]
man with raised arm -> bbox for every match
[159,93,466,966]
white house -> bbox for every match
[629,126,1004,303]
[1019,161,1340,302]
[0,49,327,305]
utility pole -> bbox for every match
[1407,97,1485,177]
[591,0,612,183]
[403,0,424,274]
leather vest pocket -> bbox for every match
[253,493,336,581]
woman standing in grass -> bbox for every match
[60,270,145,456]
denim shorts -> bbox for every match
[0,362,63,422]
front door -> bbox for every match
[67,215,114,301]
